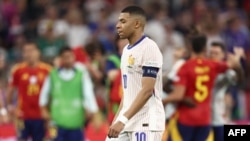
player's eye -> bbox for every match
[120,19,126,23]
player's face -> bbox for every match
[60,51,75,68]
[209,46,225,61]
[22,44,40,63]
[116,13,135,39]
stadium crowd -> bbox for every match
[0,0,250,141]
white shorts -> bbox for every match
[105,131,163,141]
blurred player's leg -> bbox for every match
[65,128,83,141]
[213,126,224,141]
[53,127,83,141]
[193,126,211,141]
[30,119,46,141]
[167,116,182,141]
[105,132,129,141]
[17,119,30,140]
[176,122,195,141]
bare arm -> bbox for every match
[39,77,51,120]
[6,85,15,107]
[123,77,155,120]
[162,85,186,106]
[107,69,119,82]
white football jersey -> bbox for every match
[212,69,236,126]
[116,36,165,131]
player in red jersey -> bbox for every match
[162,34,240,141]
[6,41,51,141]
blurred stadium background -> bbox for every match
[0,0,250,141]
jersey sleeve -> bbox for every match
[174,64,187,86]
[142,43,162,78]
[214,61,228,74]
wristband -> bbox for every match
[118,115,128,124]
[0,108,7,115]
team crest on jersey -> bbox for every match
[127,54,135,68]
[22,73,29,80]
[38,73,44,81]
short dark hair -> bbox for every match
[22,40,39,50]
[121,5,146,19]
[59,46,72,56]
[188,34,207,54]
[211,42,225,52]
[85,41,105,57]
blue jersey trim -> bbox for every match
[127,35,146,50]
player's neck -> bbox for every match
[128,33,144,46]
[27,61,39,68]
[191,53,206,59]
[62,64,74,70]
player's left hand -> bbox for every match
[108,121,124,138]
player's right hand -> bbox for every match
[41,108,51,121]
[182,97,196,108]
[0,108,11,124]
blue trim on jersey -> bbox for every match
[142,66,159,78]
[127,35,146,49]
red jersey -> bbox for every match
[10,62,51,119]
[110,70,123,103]
[73,47,90,64]
[175,58,228,126]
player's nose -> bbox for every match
[116,22,121,29]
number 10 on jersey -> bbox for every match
[135,132,146,141]
[123,74,127,89]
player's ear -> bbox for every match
[134,20,140,29]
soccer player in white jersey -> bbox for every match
[106,6,165,141]
[209,42,244,141]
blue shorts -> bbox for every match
[213,126,224,141]
[54,127,84,141]
[17,119,46,141]
[168,121,211,141]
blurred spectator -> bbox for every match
[38,5,68,38]
[85,41,106,112]
[90,7,116,54]
[37,21,65,64]
[0,48,8,124]
[175,9,193,36]
[160,19,185,76]
[192,0,208,24]
[8,15,24,44]
[84,0,107,23]
[221,0,247,22]
[222,16,250,52]
[145,2,167,49]
[0,0,18,26]
[8,34,26,64]
[197,11,224,51]
[39,47,98,141]
[85,41,106,85]
[0,48,8,86]
[66,9,91,48]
